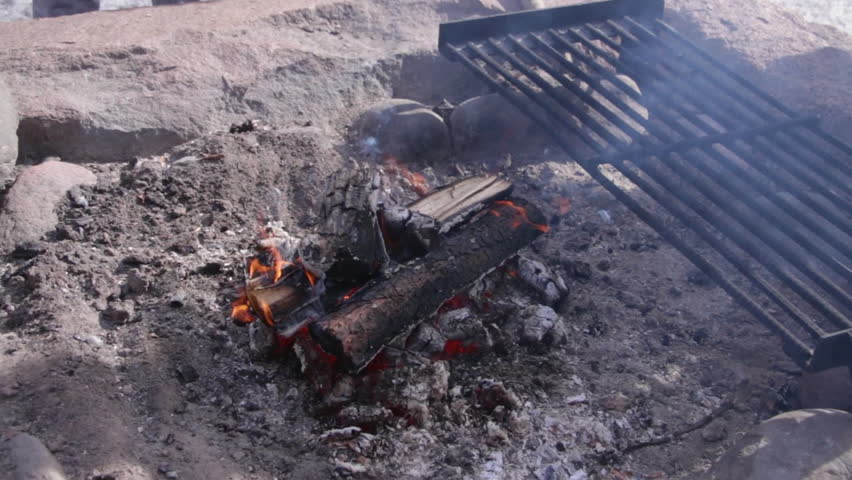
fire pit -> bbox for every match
[439,0,852,375]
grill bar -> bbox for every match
[565,25,852,257]
[439,0,852,368]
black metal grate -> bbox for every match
[439,0,852,368]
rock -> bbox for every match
[66,185,89,208]
[123,269,149,296]
[175,364,199,384]
[600,392,631,412]
[480,451,504,480]
[798,366,852,411]
[0,1,454,163]
[0,1,32,21]
[476,380,522,411]
[486,420,509,446]
[0,75,17,184]
[703,409,852,480]
[450,93,536,153]
[518,256,568,305]
[5,432,68,480]
[700,421,727,442]
[353,99,450,165]
[0,160,97,253]
[520,305,562,346]
[407,322,447,355]
[168,290,187,308]
[101,300,135,325]
[476,0,506,12]
[33,0,99,18]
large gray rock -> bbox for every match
[0,0,497,162]
[6,432,68,480]
[799,366,852,412]
[33,0,99,18]
[450,93,536,153]
[703,409,852,480]
[353,99,450,165]
[0,159,96,253]
[0,75,17,184]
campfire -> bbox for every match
[227,159,567,415]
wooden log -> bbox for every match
[316,168,388,282]
[309,197,548,373]
[380,174,513,261]
[407,174,512,233]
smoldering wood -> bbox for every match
[316,168,389,281]
[407,174,512,233]
[309,197,547,373]
[245,267,311,325]
[382,174,512,261]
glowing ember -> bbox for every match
[339,286,361,304]
[433,339,478,360]
[491,200,550,233]
[438,293,471,315]
[383,155,429,196]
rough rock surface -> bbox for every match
[5,433,68,480]
[0,0,497,163]
[0,75,17,184]
[799,366,852,411]
[703,409,852,480]
[0,160,96,253]
[450,93,537,153]
[353,98,450,164]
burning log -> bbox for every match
[381,174,512,260]
[309,197,549,373]
[317,168,389,282]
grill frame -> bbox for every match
[439,0,852,370]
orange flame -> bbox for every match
[249,247,290,283]
[383,155,429,196]
[231,246,317,327]
[491,200,550,233]
[231,291,257,324]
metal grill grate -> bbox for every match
[439,0,852,369]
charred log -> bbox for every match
[317,168,388,283]
[309,197,548,373]
[380,174,513,261]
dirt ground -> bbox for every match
[1,0,849,479]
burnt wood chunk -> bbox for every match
[309,197,547,373]
[382,174,512,261]
[318,168,388,281]
[408,174,512,232]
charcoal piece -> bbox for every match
[310,197,548,373]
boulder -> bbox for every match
[5,433,68,480]
[0,0,495,163]
[703,409,852,480]
[450,93,536,153]
[0,159,97,253]
[799,366,852,412]
[353,99,450,165]
[0,1,32,21]
[33,0,99,18]
[0,75,17,184]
